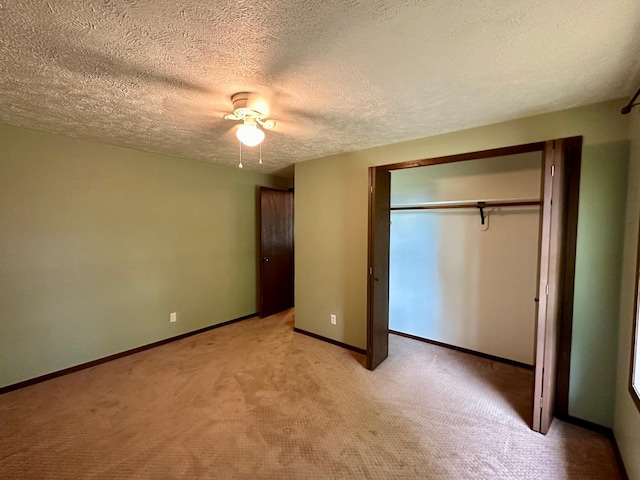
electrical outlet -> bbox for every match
[170,312,177,323]
[330,314,337,325]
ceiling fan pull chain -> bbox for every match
[238,140,243,168]
[259,142,263,165]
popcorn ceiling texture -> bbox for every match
[0,0,639,176]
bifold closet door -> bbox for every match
[532,139,566,434]
[367,166,391,370]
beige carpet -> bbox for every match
[0,309,621,479]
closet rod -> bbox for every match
[390,200,541,211]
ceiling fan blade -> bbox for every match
[160,87,232,123]
[268,118,314,138]
[257,118,276,130]
[49,38,215,95]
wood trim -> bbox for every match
[389,330,533,370]
[366,166,378,369]
[555,413,612,437]
[611,431,631,480]
[556,414,629,480]
[555,136,583,416]
[629,201,640,414]
[366,166,374,367]
[294,327,367,355]
[0,313,258,396]
[364,167,372,370]
[382,141,545,171]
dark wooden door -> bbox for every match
[533,139,566,434]
[259,187,294,318]
[367,167,391,370]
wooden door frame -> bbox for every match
[366,137,582,427]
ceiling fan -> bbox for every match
[223,92,276,147]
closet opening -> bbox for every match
[366,138,582,434]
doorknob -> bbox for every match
[263,257,270,262]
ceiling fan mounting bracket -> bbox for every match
[224,92,275,129]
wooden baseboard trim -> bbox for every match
[555,414,628,479]
[555,414,611,436]
[0,312,258,396]
[610,431,630,480]
[389,330,534,370]
[293,327,366,355]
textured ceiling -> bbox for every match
[1,1,639,176]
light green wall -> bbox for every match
[570,141,629,426]
[0,124,286,388]
[295,99,629,427]
[614,108,640,480]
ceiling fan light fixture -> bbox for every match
[236,121,265,147]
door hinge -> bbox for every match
[369,267,373,275]
[370,185,373,194]
[551,165,555,177]
[545,284,549,296]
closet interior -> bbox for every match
[388,151,544,366]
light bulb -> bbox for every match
[236,123,265,147]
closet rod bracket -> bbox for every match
[477,202,486,225]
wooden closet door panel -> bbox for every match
[367,167,391,370]
[533,139,566,434]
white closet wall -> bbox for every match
[389,152,542,364]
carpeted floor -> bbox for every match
[0,309,622,479]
